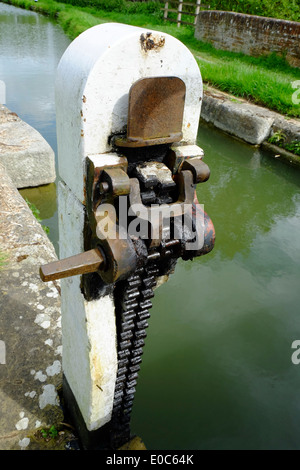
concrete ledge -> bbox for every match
[201,87,300,163]
[0,105,56,188]
[202,88,273,145]
[262,142,300,167]
[0,163,74,450]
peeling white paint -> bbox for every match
[15,414,29,430]
[34,313,51,329]
[25,391,37,398]
[46,290,59,298]
[39,384,59,409]
[34,370,47,382]
[19,437,30,449]
[55,345,62,356]
[28,283,39,292]
[46,360,61,376]
[45,339,53,347]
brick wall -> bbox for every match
[195,11,300,67]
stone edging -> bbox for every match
[201,86,300,166]
[0,105,56,188]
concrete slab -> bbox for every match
[201,87,300,152]
[0,105,56,189]
[201,88,274,145]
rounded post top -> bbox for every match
[56,23,203,203]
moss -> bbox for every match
[28,425,77,450]
[0,251,9,269]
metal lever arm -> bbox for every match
[39,248,105,282]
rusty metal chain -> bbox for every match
[111,260,159,449]
[110,160,183,449]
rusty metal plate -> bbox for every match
[115,77,186,147]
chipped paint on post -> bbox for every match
[140,32,165,52]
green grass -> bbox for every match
[2,0,300,117]
[194,51,300,117]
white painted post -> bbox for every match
[55,22,203,446]
[195,0,201,25]
[177,0,183,27]
[164,1,169,20]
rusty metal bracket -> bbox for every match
[180,157,210,184]
[115,77,186,148]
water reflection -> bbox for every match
[19,183,58,238]
[0,3,70,157]
[197,125,300,260]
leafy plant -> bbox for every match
[268,130,287,145]
[285,140,300,155]
[40,425,59,440]
[268,131,300,156]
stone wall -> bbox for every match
[195,11,300,67]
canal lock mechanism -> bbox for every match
[40,76,215,449]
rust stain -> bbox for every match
[83,174,87,205]
[140,32,165,52]
[17,255,29,262]
[82,95,87,103]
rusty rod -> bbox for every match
[39,248,105,282]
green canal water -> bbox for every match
[0,2,70,253]
[131,124,300,450]
[1,2,300,450]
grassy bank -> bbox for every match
[1,0,300,118]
